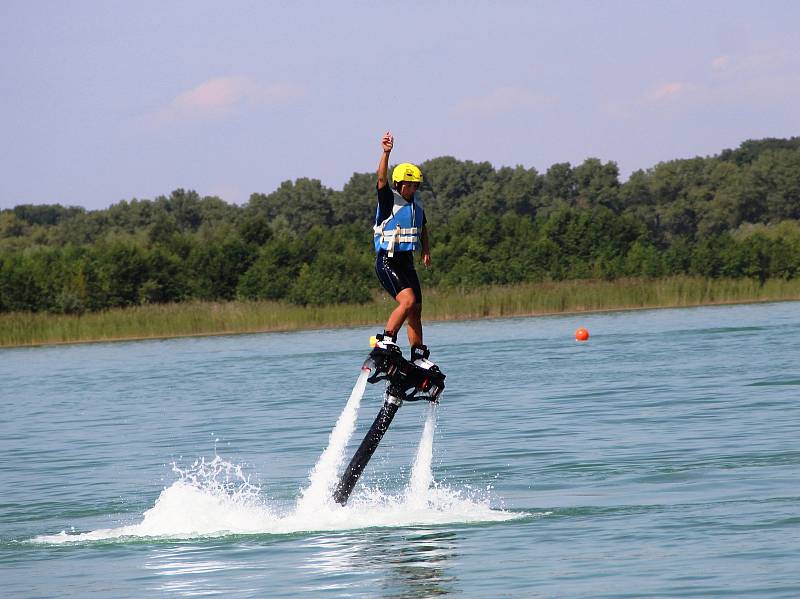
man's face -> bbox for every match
[398,181,419,201]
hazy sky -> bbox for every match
[2,1,799,210]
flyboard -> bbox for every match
[332,337,446,505]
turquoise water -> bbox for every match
[2,302,799,598]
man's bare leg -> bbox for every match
[384,288,417,341]
[406,302,423,348]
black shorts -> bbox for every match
[375,250,422,304]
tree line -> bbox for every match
[1,137,800,313]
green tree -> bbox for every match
[287,249,372,305]
[247,178,334,235]
[237,235,306,301]
[332,172,376,226]
[542,162,577,208]
[187,236,256,300]
[573,158,621,212]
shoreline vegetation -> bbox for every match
[4,137,800,346]
[2,276,798,348]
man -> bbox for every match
[372,131,433,366]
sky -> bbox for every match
[1,0,799,210]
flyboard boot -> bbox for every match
[332,333,446,505]
[364,336,445,403]
[411,343,439,372]
[371,330,400,352]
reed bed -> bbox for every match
[423,276,800,320]
[2,276,799,348]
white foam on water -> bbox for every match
[295,369,369,515]
[406,402,438,509]
[33,376,522,545]
[34,461,517,544]
[35,456,278,543]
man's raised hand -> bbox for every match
[382,131,394,153]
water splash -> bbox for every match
[173,455,261,501]
[35,456,277,543]
[34,456,517,544]
[295,369,369,513]
[406,402,438,508]
[33,375,521,545]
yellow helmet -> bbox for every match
[391,163,423,185]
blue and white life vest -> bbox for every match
[373,189,424,255]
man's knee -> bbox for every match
[397,289,416,309]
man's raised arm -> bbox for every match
[377,131,393,189]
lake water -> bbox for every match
[1,302,799,598]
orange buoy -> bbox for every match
[575,327,589,342]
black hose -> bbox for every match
[333,397,401,505]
